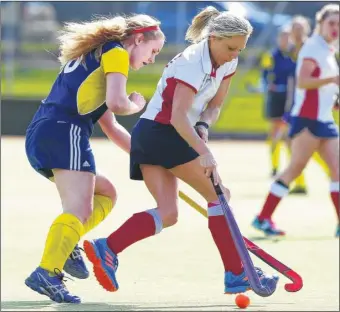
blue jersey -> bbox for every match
[261,48,296,92]
[31,41,130,135]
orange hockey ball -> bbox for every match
[235,294,250,309]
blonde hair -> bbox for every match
[315,4,339,33]
[58,14,164,65]
[185,6,253,43]
[291,15,311,36]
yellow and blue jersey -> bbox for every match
[261,48,296,92]
[32,41,129,135]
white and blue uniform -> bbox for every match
[130,39,237,180]
[289,34,339,138]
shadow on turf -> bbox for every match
[248,235,335,243]
[1,301,266,311]
[1,301,138,311]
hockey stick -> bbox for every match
[178,190,303,293]
[209,177,277,297]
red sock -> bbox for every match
[107,211,158,254]
[330,182,339,222]
[208,201,243,275]
[258,181,289,221]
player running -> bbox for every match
[24,14,165,303]
[83,6,279,296]
[252,4,339,237]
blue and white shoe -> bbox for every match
[83,238,119,292]
[336,224,339,238]
[252,216,285,236]
[63,244,89,279]
[224,267,279,294]
[25,267,81,303]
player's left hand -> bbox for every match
[195,125,209,143]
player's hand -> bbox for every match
[195,125,209,143]
[332,75,339,86]
[199,152,221,185]
[129,92,146,111]
[221,185,231,202]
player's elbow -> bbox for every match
[106,96,129,114]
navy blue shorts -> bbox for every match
[288,117,339,139]
[130,118,199,180]
[25,118,96,179]
[265,91,287,119]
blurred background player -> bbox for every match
[83,6,279,296]
[24,14,165,303]
[277,15,330,194]
[252,4,339,237]
[259,27,296,178]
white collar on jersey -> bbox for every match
[201,39,215,75]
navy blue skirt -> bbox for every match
[130,118,199,180]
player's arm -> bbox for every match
[194,77,233,143]
[98,110,131,154]
[297,59,338,89]
[200,76,233,126]
[170,83,210,156]
[102,47,144,115]
[105,74,142,115]
[260,52,273,90]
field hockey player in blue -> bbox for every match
[24,14,165,303]
[83,6,279,296]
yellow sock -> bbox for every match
[83,195,114,235]
[313,152,330,177]
[40,213,84,273]
[270,140,281,171]
[294,173,306,189]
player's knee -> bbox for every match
[97,179,117,206]
[104,182,117,207]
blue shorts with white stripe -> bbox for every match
[25,118,96,179]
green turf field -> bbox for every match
[1,137,339,311]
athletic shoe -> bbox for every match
[83,238,119,292]
[25,267,81,303]
[64,244,89,279]
[252,216,285,236]
[224,267,279,294]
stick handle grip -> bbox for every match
[210,176,223,195]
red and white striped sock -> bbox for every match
[107,209,162,255]
[258,180,289,221]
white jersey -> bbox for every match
[291,34,339,122]
[141,39,238,126]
